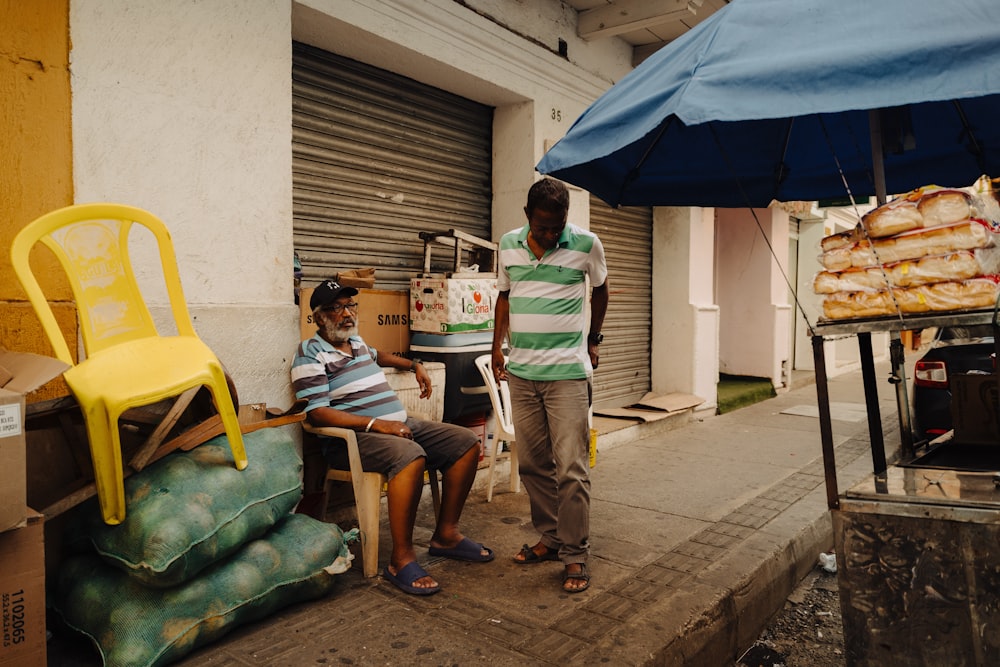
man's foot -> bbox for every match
[384,561,440,595]
[562,563,590,593]
[512,542,560,564]
[429,536,495,562]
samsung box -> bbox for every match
[0,509,46,666]
[410,277,498,333]
[299,288,410,358]
[0,349,69,533]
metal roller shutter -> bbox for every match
[589,196,653,408]
[292,42,493,290]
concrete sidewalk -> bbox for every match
[53,360,905,666]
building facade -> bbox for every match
[3,0,873,416]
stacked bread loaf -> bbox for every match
[815,187,1000,320]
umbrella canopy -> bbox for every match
[537,0,1000,208]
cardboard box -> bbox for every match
[950,373,1000,445]
[409,277,498,333]
[0,350,69,533]
[299,288,411,358]
[0,509,46,666]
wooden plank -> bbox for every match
[42,483,98,519]
[129,387,201,471]
[148,408,305,464]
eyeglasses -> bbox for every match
[322,301,359,314]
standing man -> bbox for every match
[293,279,493,597]
[491,178,609,594]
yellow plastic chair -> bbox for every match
[10,203,248,525]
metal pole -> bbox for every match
[812,334,839,509]
[858,333,888,478]
[868,109,888,206]
[888,332,915,461]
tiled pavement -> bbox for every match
[49,360,902,666]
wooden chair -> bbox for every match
[474,354,519,502]
[303,422,440,578]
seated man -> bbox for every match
[291,279,493,595]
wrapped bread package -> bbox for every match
[820,219,996,271]
[821,245,853,271]
[861,198,924,238]
[813,247,1000,294]
[917,189,974,227]
[849,219,994,267]
[815,184,1000,321]
[822,277,1000,320]
[858,187,979,239]
[820,226,860,252]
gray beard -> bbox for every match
[320,320,357,343]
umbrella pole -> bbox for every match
[868,109,889,206]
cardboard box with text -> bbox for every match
[299,288,410,358]
[0,509,46,666]
[0,349,69,533]
[409,277,498,333]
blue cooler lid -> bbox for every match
[410,331,495,349]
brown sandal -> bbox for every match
[562,563,590,593]
[512,543,560,564]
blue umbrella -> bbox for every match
[537,0,1000,208]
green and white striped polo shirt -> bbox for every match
[498,222,607,381]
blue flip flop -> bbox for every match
[383,561,441,596]
[428,537,495,562]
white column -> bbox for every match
[651,206,719,411]
[715,207,791,387]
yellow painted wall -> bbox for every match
[1,0,75,398]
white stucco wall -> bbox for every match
[70,0,297,407]
[457,0,633,84]
[651,206,719,409]
[66,0,637,409]
[716,207,791,384]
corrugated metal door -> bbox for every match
[589,196,653,408]
[292,42,493,290]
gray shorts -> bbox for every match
[320,417,479,480]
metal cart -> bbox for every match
[812,309,1000,666]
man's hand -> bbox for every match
[588,342,600,370]
[373,419,413,439]
[414,363,432,399]
[491,350,508,384]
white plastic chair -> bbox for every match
[303,422,440,578]
[474,354,519,501]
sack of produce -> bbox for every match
[53,513,357,667]
[66,426,303,587]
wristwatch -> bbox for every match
[588,332,604,345]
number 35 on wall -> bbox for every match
[551,108,562,122]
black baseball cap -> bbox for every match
[310,279,359,310]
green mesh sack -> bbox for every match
[53,513,358,667]
[66,426,303,587]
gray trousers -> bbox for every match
[508,374,591,564]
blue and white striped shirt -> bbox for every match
[291,334,407,421]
